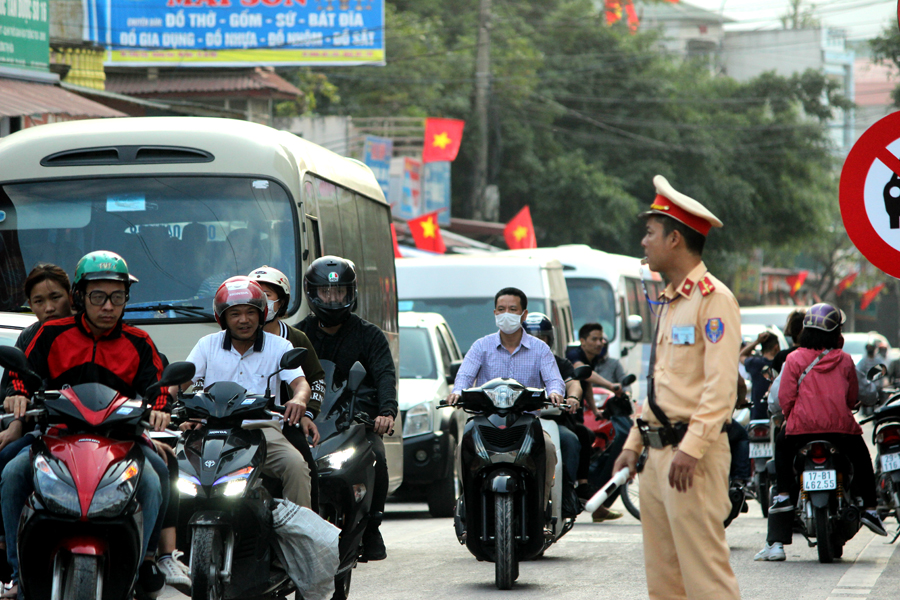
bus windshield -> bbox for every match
[0,176,297,321]
[400,297,546,354]
[565,278,617,341]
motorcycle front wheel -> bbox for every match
[815,506,834,564]
[191,527,224,600]
[494,494,516,590]
[54,553,103,600]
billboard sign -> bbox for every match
[0,0,49,71]
[363,135,392,200]
[85,0,385,67]
[422,161,450,226]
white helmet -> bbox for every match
[248,266,291,319]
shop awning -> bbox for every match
[0,77,126,119]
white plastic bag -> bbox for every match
[271,499,341,600]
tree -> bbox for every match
[780,0,820,30]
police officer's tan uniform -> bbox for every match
[623,176,741,600]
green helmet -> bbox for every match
[73,251,138,290]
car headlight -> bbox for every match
[320,447,355,470]
[88,459,140,518]
[33,455,80,517]
[213,466,254,498]
[484,385,522,409]
[403,403,433,438]
[177,472,200,497]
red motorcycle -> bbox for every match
[0,346,192,600]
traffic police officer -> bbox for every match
[613,175,741,600]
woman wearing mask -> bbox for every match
[755,303,887,562]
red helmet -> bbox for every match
[213,276,268,329]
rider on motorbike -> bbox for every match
[755,303,887,561]
[447,287,565,510]
[174,276,315,508]
[2,251,172,598]
[522,313,594,513]
[296,256,398,562]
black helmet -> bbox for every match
[304,255,358,327]
[523,312,554,347]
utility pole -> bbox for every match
[471,0,491,221]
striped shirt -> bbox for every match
[454,331,565,395]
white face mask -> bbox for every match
[495,312,522,335]
[265,299,277,323]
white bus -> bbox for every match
[0,117,403,486]
[501,245,664,400]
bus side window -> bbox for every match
[337,187,365,313]
[306,215,322,259]
[314,177,343,255]
[357,198,397,335]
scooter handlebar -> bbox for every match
[0,408,46,427]
[585,467,631,513]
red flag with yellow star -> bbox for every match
[504,205,536,250]
[422,118,465,163]
[391,223,403,258]
[785,271,808,297]
[408,211,447,253]
[861,283,885,311]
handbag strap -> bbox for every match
[797,350,830,390]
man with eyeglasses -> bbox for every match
[3,251,172,599]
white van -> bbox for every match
[395,255,575,357]
[501,245,664,400]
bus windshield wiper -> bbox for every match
[124,303,215,320]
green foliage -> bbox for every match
[283,0,844,281]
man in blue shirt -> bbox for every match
[740,331,780,420]
[448,287,565,504]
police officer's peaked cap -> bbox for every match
[641,175,723,237]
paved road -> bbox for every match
[161,494,900,599]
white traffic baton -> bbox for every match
[585,467,631,513]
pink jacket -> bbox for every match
[780,347,861,436]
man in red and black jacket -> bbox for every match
[2,251,172,599]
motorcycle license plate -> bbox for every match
[881,452,900,473]
[803,470,836,491]
[749,442,773,459]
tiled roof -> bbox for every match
[0,77,126,118]
[106,67,302,98]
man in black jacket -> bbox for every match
[296,256,397,562]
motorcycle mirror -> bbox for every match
[867,364,887,382]
[572,365,593,381]
[0,346,42,390]
[620,373,637,388]
[280,347,307,371]
[348,361,367,393]
[158,361,196,389]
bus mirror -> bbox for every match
[625,315,643,342]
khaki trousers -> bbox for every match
[243,421,312,508]
[639,434,740,600]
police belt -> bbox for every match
[637,419,727,449]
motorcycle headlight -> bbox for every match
[177,472,200,497]
[88,459,140,518]
[213,466,254,498]
[403,403,433,438]
[484,385,522,409]
[33,455,80,517]
[320,447,355,470]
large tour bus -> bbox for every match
[501,245,664,401]
[0,117,402,488]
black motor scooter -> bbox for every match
[861,364,900,541]
[173,347,306,600]
[310,360,379,600]
[444,378,553,590]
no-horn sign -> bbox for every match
[840,111,900,278]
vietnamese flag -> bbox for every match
[860,283,886,311]
[606,0,623,24]
[504,206,537,249]
[835,271,858,297]
[785,271,808,296]
[391,223,402,258]
[624,0,639,32]
[422,118,465,163]
[408,211,447,254]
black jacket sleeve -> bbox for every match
[361,322,397,419]
[1,321,40,398]
[287,324,326,418]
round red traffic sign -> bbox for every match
[840,110,900,278]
